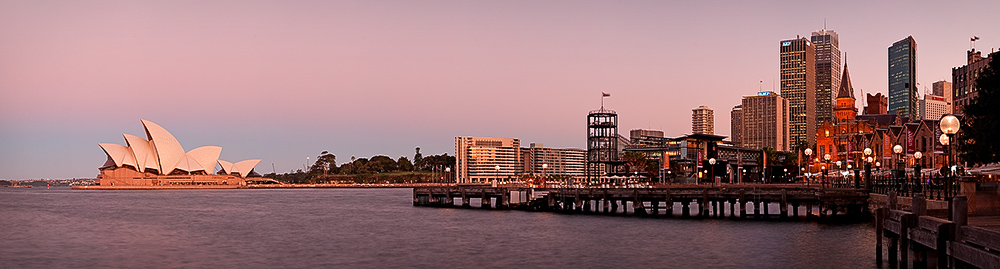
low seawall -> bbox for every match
[72,183,455,190]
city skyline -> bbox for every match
[2,1,999,179]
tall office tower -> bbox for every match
[889,36,917,119]
[731,105,743,147]
[953,50,994,113]
[833,62,857,123]
[741,91,790,151]
[691,105,715,135]
[455,136,521,183]
[864,93,889,115]
[780,37,816,147]
[932,81,953,114]
[811,29,841,126]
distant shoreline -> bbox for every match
[71,183,458,190]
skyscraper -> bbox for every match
[692,105,715,135]
[741,91,789,151]
[888,36,917,119]
[780,37,816,147]
[811,29,841,126]
[731,105,743,147]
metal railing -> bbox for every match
[869,174,960,201]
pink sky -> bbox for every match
[2,1,998,179]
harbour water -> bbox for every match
[1,187,878,268]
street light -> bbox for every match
[861,147,872,189]
[893,144,904,178]
[804,148,813,174]
[939,114,961,209]
[709,158,716,184]
[445,167,451,183]
[495,165,501,186]
[939,114,960,172]
[914,151,923,186]
[541,163,548,184]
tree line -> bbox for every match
[264,147,456,184]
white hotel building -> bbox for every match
[455,137,522,183]
[455,137,586,183]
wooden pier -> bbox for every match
[412,185,870,220]
[876,192,1000,268]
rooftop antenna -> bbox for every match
[759,80,763,92]
[824,18,827,30]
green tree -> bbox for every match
[413,147,423,170]
[309,151,337,175]
[397,156,414,171]
[622,151,647,173]
[959,55,1000,165]
[368,155,397,173]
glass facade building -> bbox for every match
[811,29,841,127]
[779,37,816,148]
[888,36,917,119]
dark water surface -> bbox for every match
[1,187,878,268]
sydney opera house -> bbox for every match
[97,119,262,186]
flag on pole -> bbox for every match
[602,92,610,97]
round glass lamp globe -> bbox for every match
[914,151,923,159]
[804,148,813,156]
[940,114,960,135]
[864,148,872,156]
[893,145,903,154]
[824,154,831,161]
[709,158,716,165]
[939,134,950,145]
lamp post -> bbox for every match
[804,148,813,172]
[709,158,716,186]
[541,163,547,185]
[494,165,501,187]
[914,151,923,194]
[893,144,904,178]
[863,148,873,189]
[445,167,451,184]
[823,153,831,187]
[939,114,961,215]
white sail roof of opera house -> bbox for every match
[99,119,261,178]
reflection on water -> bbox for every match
[0,187,877,268]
